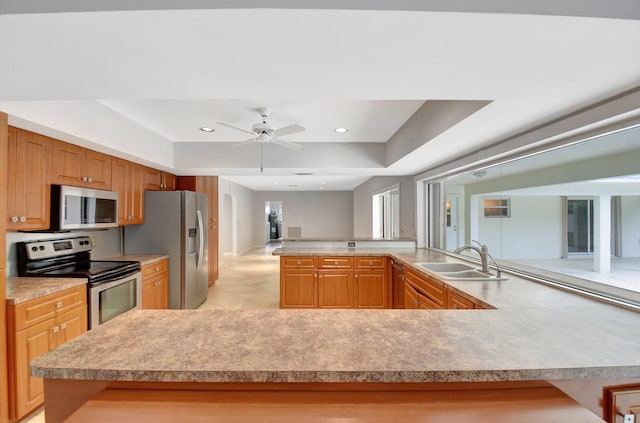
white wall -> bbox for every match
[622,196,640,257]
[5,228,121,276]
[251,191,353,245]
[353,176,415,238]
[218,178,255,258]
[476,196,563,259]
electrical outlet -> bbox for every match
[348,242,356,248]
[90,235,97,247]
[605,385,640,423]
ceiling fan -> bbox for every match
[217,107,305,150]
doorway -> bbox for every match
[567,199,594,254]
[372,187,399,239]
[221,193,237,257]
[265,201,283,244]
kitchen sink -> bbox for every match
[416,262,507,281]
[417,262,477,272]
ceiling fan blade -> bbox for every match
[272,138,302,150]
[230,138,259,148]
[217,121,256,136]
[273,123,305,138]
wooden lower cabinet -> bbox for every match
[280,269,318,308]
[318,270,353,308]
[447,290,475,310]
[354,270,388,308]
[141,258,169,309]
[280,256,390,309]
[7,286,87,420]
[404,269,446,309]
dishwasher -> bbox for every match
[391,260,406,309]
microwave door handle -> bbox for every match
[196,210,204,270]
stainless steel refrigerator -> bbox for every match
[125,190,208,309]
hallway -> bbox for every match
[199,243,281,310]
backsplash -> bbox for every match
[5,228,121,276]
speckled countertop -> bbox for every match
[6,277,87,305]
[30,248,640,384]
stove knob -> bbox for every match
[31,246,38,252]
[39,246,45,251]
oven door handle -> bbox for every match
[196,209,204,270]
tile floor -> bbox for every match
[22,243,281,422]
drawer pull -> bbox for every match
[155,266,160,271]
[11,216,18,223]
[334,261,338,266]
[56,301,63,308]
[20,216,26,222]
[61,323,67,330]
[52,326,59,333]
[369,261,373,266]
[297,260,301,265]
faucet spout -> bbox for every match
[453,244,489,273]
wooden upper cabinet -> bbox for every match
[111,158,144,225]
[142,167,162,191]
[161,172,176,191]
[7,127,50,231]
[49,139,111,190]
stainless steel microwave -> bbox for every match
[50,185,119,230]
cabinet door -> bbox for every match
[447,291,475,310]
[318,270,353,308]
[404,282,420,309]
[49,139,85,187]
[84,150,112,190]
[127,163,144,224]
[155,274,169,309]
[161,172,176,191]
[12,318,54,418]
[141,279,155,309]
[7,128,50,231]
[143,167,162,191]
[55,306,88,345]
[208,176,218,285]
[280,270,317,308]
[111,158,129,224]
[354,270,389,309]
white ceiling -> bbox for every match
[1,3,640,191]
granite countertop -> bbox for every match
[6,277,87,305]
[31,306,640,383]
[29,248,640,384]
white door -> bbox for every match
[446,195,459,250]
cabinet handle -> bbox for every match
[11,216,18,223]
[128,215,133,220]
[314,274,317,278]
[52,326,59,333]
[413,299,419,306]
[155,266,160,271]
[155,280,161,287]
[319,275,323,279]
[355,274,359,278]
[369,261,373,266]
[297,260,301,265]
[61,323,67,330]
[334,261,338,266]
[56,301,63,308]
[88,177,93,183]
[452,304,459,309]
[20,216,26,222]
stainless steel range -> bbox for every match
[17,236,142,329]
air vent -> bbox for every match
[294,172,314,176]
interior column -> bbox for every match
[593,194,611,273]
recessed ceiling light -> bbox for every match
[274,181,279,185]
[200,127,215,132]
[334,127,348,133]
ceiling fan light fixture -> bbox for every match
[200,127,215,132]
[334,127,348,133]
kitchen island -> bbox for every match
[30,249,640,422]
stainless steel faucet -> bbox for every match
[453,241,502,277]
[453,244,489,273]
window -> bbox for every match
[421,123,640,308]
[483,198,510,218]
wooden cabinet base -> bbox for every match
[44,380,603,423]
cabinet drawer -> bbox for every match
[281,256,317,269]
[12,286,87,331]
[141,259,168,279]
[354,256,387,269]
[405,269,446,308]
[318,257,353,269]
[447,291,475,310]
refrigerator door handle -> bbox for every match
[196,209,204,270]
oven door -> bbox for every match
[89,271,142,329]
